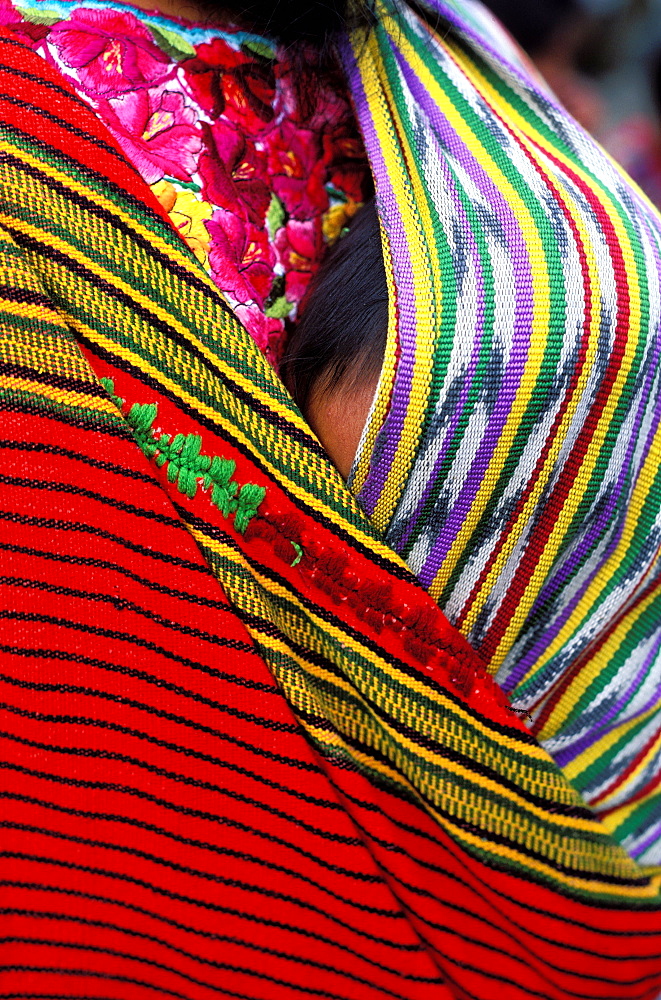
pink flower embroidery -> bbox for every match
[199,120,270,226]
[208,208,274,307]
[266,120,328,220]
[275,218,323,304]
[235,304,284,362]
[49,7,169,96]
[0,0,21,25]
[100,87,202,185]
[15,0,372,365]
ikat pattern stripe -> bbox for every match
[1,16,661,999]
[345,0,661,865]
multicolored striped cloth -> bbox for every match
[345,0,661,865]
[1,1,661,996]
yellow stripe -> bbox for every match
[0,296,70,328]
[0,152,318,442]
[456,149,603,642]
[389,35,552,601]
[188,517,559,763]
[352,24,439,529]
[353,217,398,492]
[69,318,403,565]
[188,522,605,837]
[603,787,660,841]
[0,137,206,284]
[535,427,661,735]
[0,372,117,415]
[300,715,658,897]
[560,655,661,784]
[534,439,661,740]
[447,45,646,675]
[0,209,415,567]
[0,211,253,395]
[599,726,661,816]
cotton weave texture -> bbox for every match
[0,1,661,997]
[347,0,661,864]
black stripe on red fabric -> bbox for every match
[292,707,648,886]
[0,542,233,609]
[0,790,385,888]
[0,474,187,529]
[0,512,214,574]
[1,576,257,651]
[0,881,432,975]
[0,760,359,847]
[0,887,432,980]
[0,41,119,115]
[0,702,323,778]
[0,967,201,1000]
[0,92,123,156]
[0,441,164,484]
[0,662,300,735]
[0,851,414,949]
[0,911,445,990]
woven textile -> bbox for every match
[346,0,661,865]
[0,6,661,998]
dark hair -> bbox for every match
[212,0,375,47]
[280,198,388,414]
[232,0,352,46]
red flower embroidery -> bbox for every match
[266,120,328,220]
[198,120,270,225]
[275,218,323,304]
[323,131,370,204]
[182,38,275,133]
[100,86,202,184]
[49,7,169,96]
[0,0,50,42]
[275,56,351,130]
[208,208,274,307]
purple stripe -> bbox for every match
[340,34,422,517]
[387,61,535,586]
[347,25,536,549]
[424,0,560,107]
[505,215,661,691]
[390,60,486,554]
[554,632,661,770]
[627,811,661,861]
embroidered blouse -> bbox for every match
[0,0,370,363]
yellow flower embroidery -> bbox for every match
[151,179,213,267]
[322,198,362,245]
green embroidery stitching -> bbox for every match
[234,483,267,534]
[290,541,303,567]
[101,377,125,412]
[101,378,265,533]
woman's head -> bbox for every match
[280,199,387,478]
